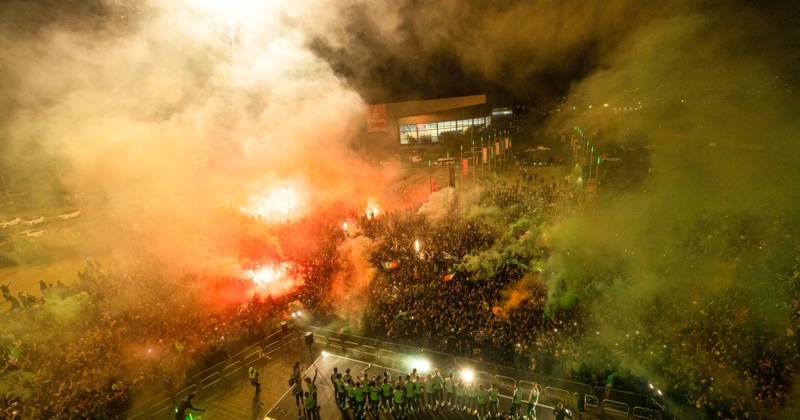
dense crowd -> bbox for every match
[2,164,800,419]
[362,177,577,371]
[0,259,291,419]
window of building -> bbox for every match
[400,116,491,144]
[400,124,417,145]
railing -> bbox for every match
[308,326,665,419]
[125,328,289,419]
[126,325,665,419]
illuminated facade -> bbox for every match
[366,94,493,150]
[399,116,491,145]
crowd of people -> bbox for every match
[2,161,800,420]
[362,178,578,370]
[0,259,293,419]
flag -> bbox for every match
[492,306,505,316]
[442,273,455,282]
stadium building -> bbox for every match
[366,94,495,152]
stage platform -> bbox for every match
[264,352,556,420]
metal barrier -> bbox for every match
[199,371,223,397]
[222,362,243,390]
[602,399,631,418]
[633,406,663,419]
[543,386,574,407]
[147,397,171,417]
[476,370,494,385]
[243,348,261,367]
[151,403,172,420]
[594,385,651,409]
[376,349,397,368]
[493,374,517,395]
[127,411,146,420]
[584,394,600,409]
[310,326,660,415]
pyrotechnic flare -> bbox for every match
[243,262,301,298]
[242,184,301,222]
[365,199,380,219]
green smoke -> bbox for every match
[542,4,800,417]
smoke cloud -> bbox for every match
[0,0,393,288]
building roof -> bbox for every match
[380,94,487,118]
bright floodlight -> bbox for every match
[407,357,431,373]
[296,310,303,317]
[321,351,329,357]
[460,368,475,383]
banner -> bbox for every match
[461,158,469,176]
[482,147,488,163]
[366,104,388,133]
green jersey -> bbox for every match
[513,387,524,404]
[381,382,392,397]
[335,378,345,393]
[370,386,380,401]
[425,378,434,394]
[432,374,443,390]
[393,389,405,404]
[405,381,415,397]
[354,386,365,402]
[477,389,489,405]
[303,396,315,410]
[415,381,425,395]
[489,387,499,402]
[444,377,455,393]
[456,383,466,397]
[346,383,355,398]
[467,384,477,398]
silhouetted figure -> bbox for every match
[175,393,204,420]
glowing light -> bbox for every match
[242,184,300,222]
[414,239,421,253]
[321,351,329,357]
[243,262,302,298]
[342,221,349,231]
[246,264,286,286]
[657,389,663,396]
[460,368,475,384]
[365,199,380,219]
[406,357,431,373]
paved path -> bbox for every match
[264,352,557,420]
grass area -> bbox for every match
[0,257,88,296]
